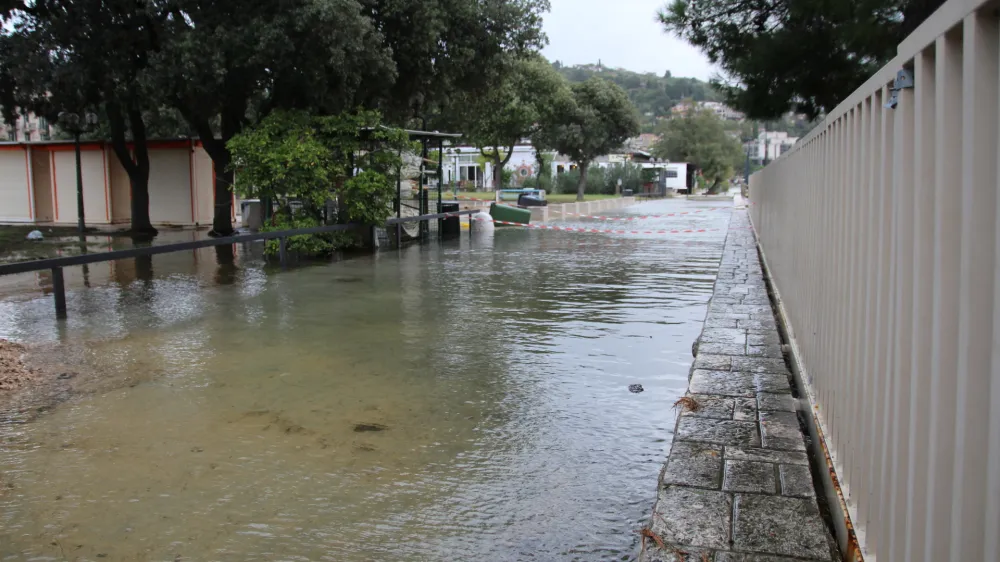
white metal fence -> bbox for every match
[749,0,1000,560]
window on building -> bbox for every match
[665,169,679,178]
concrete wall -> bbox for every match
[0,146,33,222]
[148,148,193,225]
[0,141,237,228]
[50,147,109,225]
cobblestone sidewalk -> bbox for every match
[639,210,838,562]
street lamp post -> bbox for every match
[58,111,99,233]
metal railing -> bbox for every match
[749,0,1000,560]
[0,210,480,318]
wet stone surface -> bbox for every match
[640,210,835,562]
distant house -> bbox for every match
[749,131,799,164]
[671,100,745,121]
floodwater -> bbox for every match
[0,199,731,561]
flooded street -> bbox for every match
[0,199,731,561]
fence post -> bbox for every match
[51,266,66,319]
[279,237,288,268]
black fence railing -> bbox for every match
[0,209,481,318]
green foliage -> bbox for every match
[660,0,943,119]
[457,55,568,190]
[228,109,412,256]
[552,62,721,128]
[522,175,554,193]
[535,77,641,200]
[261,210,357,258]
[555,168,607,195]
[604,162,645,194]
[654,107,743,192]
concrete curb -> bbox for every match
[639,210,839,562]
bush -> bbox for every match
[522,175,554,193]
[555,167,607,195]
[603,162,644,194]
[262,209,357,257]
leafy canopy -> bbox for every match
[653,106,743,191]
[536,77,640,167]
[660,0,945,119]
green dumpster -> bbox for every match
[489,203,532,225]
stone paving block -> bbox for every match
[732,494,832,559]
[779,464,815,498]
[689,370,756,397]
[705,317,740,329]
[698,341,749,356]
[727,305,772,314]
[760,412,806,452]
[641,544,715,562]
[747,333,781,346]
[748,345,783,358]
[700,328,748,345]
[651,487,732,550]
[726,447,809,466]
[754,373,792,394]
[676,418,761,447]
[683,395,735,420]
[738,318,777,332]
[723,460,777,494]
[693,355,733,371]
[757,393,797,412]
[662,442,723,488]
[733,398,758,420]
[715,552,817,561]
[709,312,751,321]
[731,357,788,374]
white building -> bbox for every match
[442,143,690,192]
[751,131,798,163]
[671,100,745,121]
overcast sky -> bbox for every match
[541,0,716,80]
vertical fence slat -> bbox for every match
[904,45,936,562]
[924,28,964,562]
[888,68,915,562]
[950,11,998,562]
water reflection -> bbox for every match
[0,199,731,561]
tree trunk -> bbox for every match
[175,104,237,237]
[492,155,502,191]
[106,101,157,237]
[576,163,589,202]
[210,153,235,236]
[707,177,723,194]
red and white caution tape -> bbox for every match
[548,208,728,221]
[489,220,722,235]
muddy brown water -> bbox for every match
[0,200,731,561]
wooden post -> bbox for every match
[279,237,288,268]
[51,266,67,319]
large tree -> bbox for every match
[653,106,743,193]
[150,0,393,236]
[460,55,568,190]
[0,0,162,236]
[660,0,946,119]
[535,78,640,201]
[153,0,549,236]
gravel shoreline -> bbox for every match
[0,339,36,393]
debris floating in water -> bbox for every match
[628,384,644,394]
[25,230,43,241]
[353,422,388,432]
